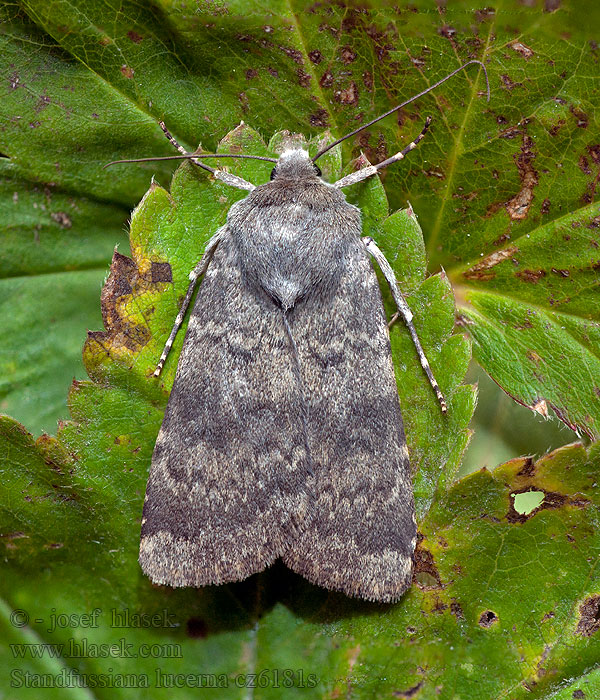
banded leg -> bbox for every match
[159,121,255,191]
[363,236,447,413]
[154,233,222,377]
[333,117,432,190]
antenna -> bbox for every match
[104,153,278,169]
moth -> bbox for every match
[109,61,489,602]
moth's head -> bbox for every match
[270,149,322,183]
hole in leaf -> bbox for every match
[414,571,439,588]
[478,610,498,628]
[512,490,544,515]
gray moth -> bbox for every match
[116,61,489,603]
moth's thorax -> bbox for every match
[225,149,363,310]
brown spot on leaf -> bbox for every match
[500,74,521,90]
[394,681,424,698]
[516,268,546,283]
[245,68,258,80]
[319,22,339,38]
[499,125,521,139]
[575,596,600,637]
[34,93,51,113]
[516,457,536,477]
[506,135,538,220]
[475,7,495,21]
[356,132,388,167]
[362,71,373,92]
[297,69,311,87]
[544,0,561,11]
[551,267,569,277]
[340,45,356,63]
[2,532,28,549]
[508,486,587,524]
[478,610,498,628]
[438,25,457,38]
[150,261,172,283]
[51,212,72,228]
[509,41,534,59]
[238,91,249,112]
[424,166,445,179]
[279,45,303,64]
[588,216,600,229]
[572,691,585,699]
[334,81,359,106]
[541,611,555,622]
[463,246,519,280]
[319,70,334,88]
[99,35,111,46]
[86,250,172,357]
[570,105,589,129]
[120,65,134,79]
[433,599,448,614]
[582,171,600,204]
[413,544,442,590]
[309,109,329,127]
[450,601,465,620]
[493,232,511,246]
[127,30,143,43]
[308,49,322,64]
[514,313,534,330]
[587,145,600,163]
[541,198,551,214]
[8,71,21,89]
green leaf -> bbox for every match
[3,1,600,440]
[457,203,600,439]
[2,422,598,698]
[459,364,576,476]
[1,1,600,697]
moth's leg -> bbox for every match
[154,233,222,377]
[333,117,432,190]
[363,236,447,413]
[159,120,191,158]
[159,121,255,192]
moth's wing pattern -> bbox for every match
[140,228,312,587]
[282,241,416,603]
